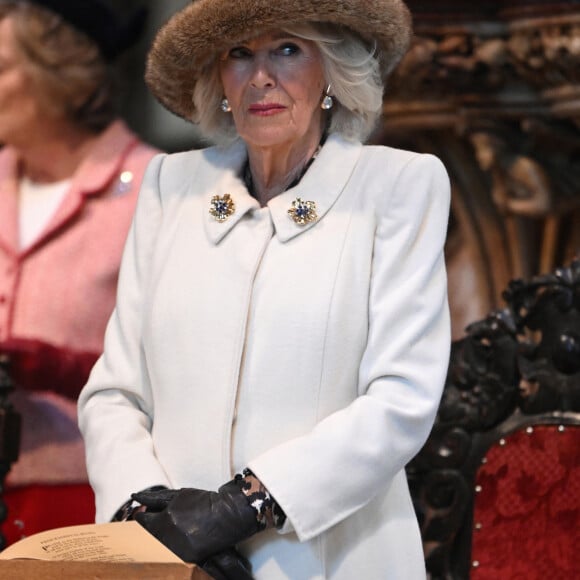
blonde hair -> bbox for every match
[0,2,116,132]
[192,22,384,145]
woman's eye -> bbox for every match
[275,43,300,56]
[228,46,252,59]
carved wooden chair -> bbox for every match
[407,259,580,579]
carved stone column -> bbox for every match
[377,0,580,338]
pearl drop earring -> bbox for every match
[220,98,231,113]
[321,85,333,110]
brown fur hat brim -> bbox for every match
[146,0,412,122]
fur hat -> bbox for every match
[8,0,147,61]
[146,0,412,121]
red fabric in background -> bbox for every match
[1,484,95,548]
[471,425,579,580]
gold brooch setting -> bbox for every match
[288,198,317,226]
[209,194,235,222]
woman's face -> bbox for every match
[0,17,45,147]
[219,30,326,151]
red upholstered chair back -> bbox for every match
[471,424,579,580]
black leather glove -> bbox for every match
[202,547,254,580]
[133,480,260,564]
[111,486,168,522]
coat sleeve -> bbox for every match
[78,153,172,522]
[248,152,451,541]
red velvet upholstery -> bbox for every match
[1,483,95,547]
[471,425,579,579]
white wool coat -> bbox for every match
[78,133,451,579]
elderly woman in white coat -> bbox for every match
[78,0,451,578]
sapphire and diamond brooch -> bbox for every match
[288,198,318,226]
[209,194,236,222]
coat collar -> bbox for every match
[202,141,260,245]
[0,120,139,257]
[68,120,140,199]
[203,133,362,245]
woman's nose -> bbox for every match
[250,54,276,88]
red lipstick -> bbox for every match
[248,103,286,116]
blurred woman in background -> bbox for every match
[0,0,159,545]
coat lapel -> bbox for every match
[268,134,363,242]
[0,121,139,256]
[203,141,260,245]
[0,149,20,256]
[32,121,139,253]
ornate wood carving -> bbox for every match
[406,259,580,578]
[377,0,580,338]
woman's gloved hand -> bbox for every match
[111,485,169,522]
[202,547,254,580]
[133,480,260,564]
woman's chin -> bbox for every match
[241,131,297,150]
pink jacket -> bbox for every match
[0,120,159,350]
[0,120,160,486]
